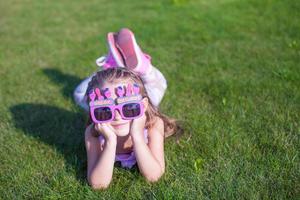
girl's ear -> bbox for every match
[142,97,149,111]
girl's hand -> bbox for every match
[95,123,117,142]
[130,113,147,140]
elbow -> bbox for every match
[144,168,165,183]
[89,180,110,190]
[90,183,110,190]
[88,176,111,190]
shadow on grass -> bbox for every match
[10,103,140,181]
[10,103,87,181]
[9,69,139,183]
[9,68,90,180]
[42,68,82,100]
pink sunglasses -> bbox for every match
[89,84,144,123]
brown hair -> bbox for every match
[86,67,180,138]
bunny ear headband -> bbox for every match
[88,83,141,106]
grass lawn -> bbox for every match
[0,0,299,199]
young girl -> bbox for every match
[74,29,177,189]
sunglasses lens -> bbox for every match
[94,107,112,121]
[122,103,141,118]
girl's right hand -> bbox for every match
[94,123,117,142]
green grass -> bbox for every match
[0,0,299,199]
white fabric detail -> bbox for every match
[73,64,167,111]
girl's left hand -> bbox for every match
[130,113,147,140]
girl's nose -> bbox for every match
[114,109,122,120]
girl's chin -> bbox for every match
[112,125,130,136]
[111,121,130,136]
[114,129,130,137]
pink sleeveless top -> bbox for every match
[98,130,149,169]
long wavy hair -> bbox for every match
[85,67,179,138]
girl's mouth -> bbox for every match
[111,122,128,129]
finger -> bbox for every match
[95,123,104,133]
[101,123,115,134]
[95,123,100,130]
[101,123,110,130]
[104,123,115,133]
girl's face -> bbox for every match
[101,81,148,137]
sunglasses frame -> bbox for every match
[89,98,144,124]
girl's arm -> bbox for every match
[85,124,117,189]
[131,117,165,182]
